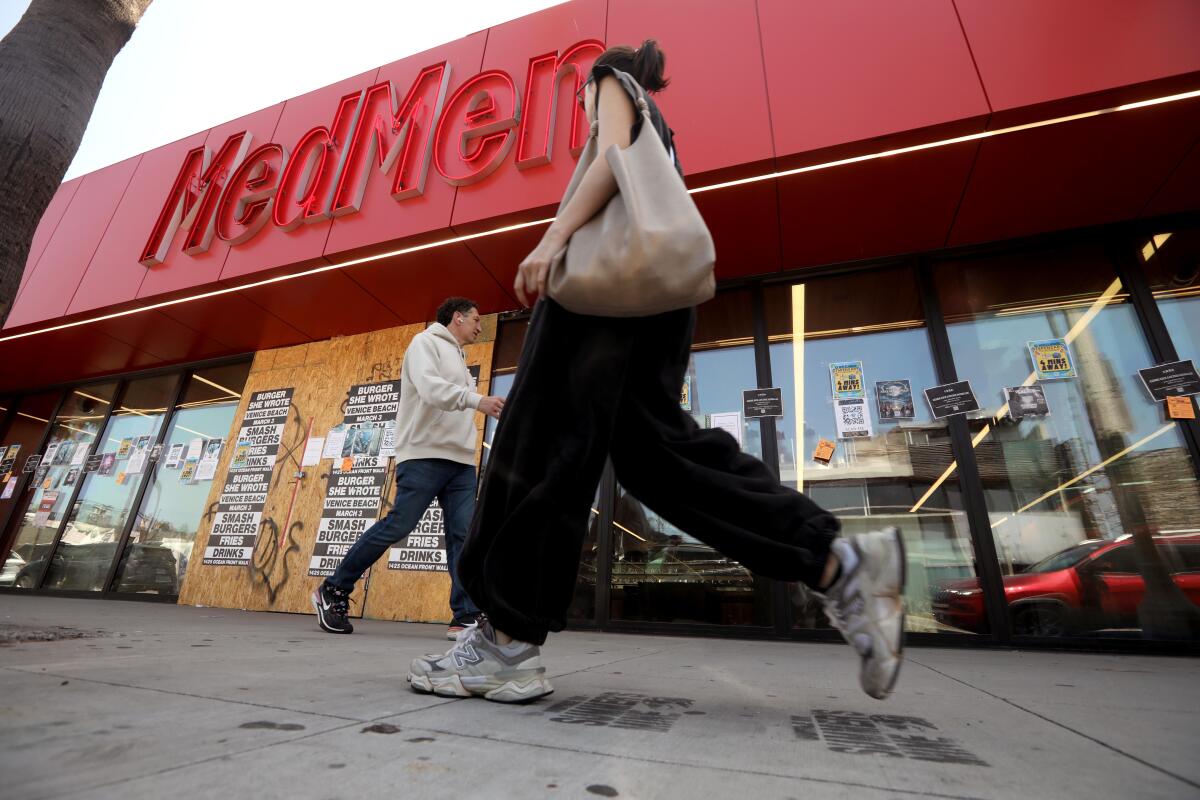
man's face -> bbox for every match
[452,307,482,344]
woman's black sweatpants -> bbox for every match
[458,298,839,645]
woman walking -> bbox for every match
[409,40,905,703]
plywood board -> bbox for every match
[178,317,497,626]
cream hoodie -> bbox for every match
[394,323,484,466]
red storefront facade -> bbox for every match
[2,0,1199,648]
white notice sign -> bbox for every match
[302,437,325,466]
[834,398,873,439]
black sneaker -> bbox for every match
[447,613,483,641]
[311,583,353,634]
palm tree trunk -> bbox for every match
[0,0,153,326]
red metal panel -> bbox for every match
[65,132,209,316]
[448,0,606,227]
[0,327,157,394]
[694,179,781,279]
[157,292,308,354]
[760,0,989,160]
[342,240,518,322]
[1141,137,1200,219]
[949,100,1200,247]
[94,310,232,365]
[778,140,979,269]
[606,0,775,177]
[323,35,486,260]
[460,223,544,307]
[220,70,380,283]
[5,156,141,329]
[135,105,286,302]
[235,269,404,340]
[18,177,83,301]
[955,0,1200,113]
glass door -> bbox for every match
[1,383,118,589]
[112,364,250,594]
[41,375,178,592]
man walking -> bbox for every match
[312,297,504,639]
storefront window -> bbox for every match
[0,391,60,586]
[112,363,251,594]
[42,375,178,592]
[609,289,775,627]
[1141,228,1200,364]
[766,267,976,634]
[936,243,1200,639]
[0,383,117,589]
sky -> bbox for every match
[0,0,566,181]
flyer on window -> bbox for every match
[1004,385,1050,420]
[126,451,147,475]
[99,453,117,475]
[829,361,866,400]
[164,443,185,468]
[1026,339,1077,380]
[875,379,915,420]
[834,398,873,439]
[117,438,133,458]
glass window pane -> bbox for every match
[765,266,978,635]
[1140,228,1200,365]
[935,243,1200,640]
[1,383,117,589]
[43,375,178,592]
[481,373,515,473]
[0,391,60,586]
[609,288,774,627]
[113,363,252,595]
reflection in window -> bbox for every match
[44,375,178,591]
[0,383,118,589]
[765,268,976,634]
[936,244,1200,639]
[1142,228,1200,377]
[113,363,251,594]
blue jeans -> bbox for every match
[326,458,481,621]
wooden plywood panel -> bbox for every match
[178,317,497,627]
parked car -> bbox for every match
[932,534,1200,636]
[11,541,178,594]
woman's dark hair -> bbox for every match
[594,39,669,92]
[436,296,478,326]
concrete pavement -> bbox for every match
[0,595,1197,800]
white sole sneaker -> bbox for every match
[408,671,554,703]
[826,527,906,700]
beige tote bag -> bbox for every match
[546,70,715,317]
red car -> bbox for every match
[932,534,1200,636]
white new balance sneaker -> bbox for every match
[817,527,906,700]
[408,618,554,703]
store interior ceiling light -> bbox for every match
[2,86,1197,348]
[189,374,243,398]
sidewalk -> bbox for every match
[1,595,1197,800]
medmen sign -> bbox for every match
[140,41,603,266]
